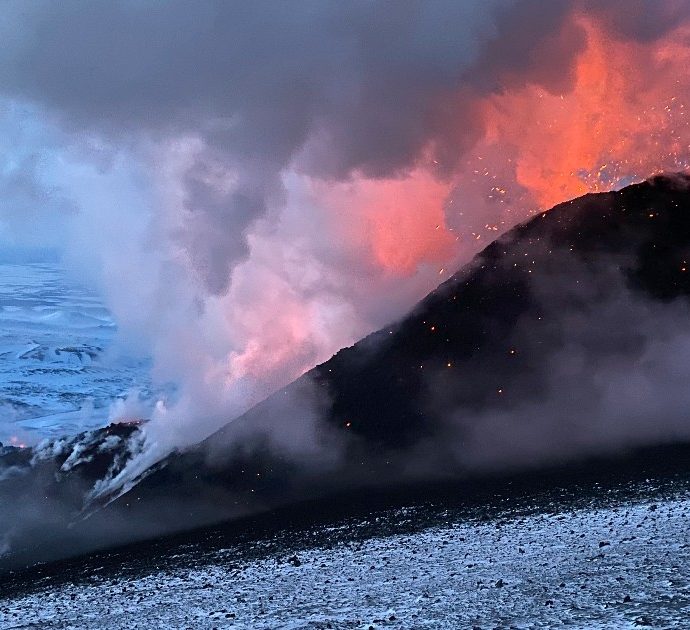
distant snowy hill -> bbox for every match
[0,263,151,441]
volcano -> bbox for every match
[4,174,690,569]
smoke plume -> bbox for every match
[0,0,689,459]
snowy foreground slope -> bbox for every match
[1,475,689,629]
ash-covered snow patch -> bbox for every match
[2,491,689,629]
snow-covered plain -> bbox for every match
[1,481,688,629]
[0,263,151,443]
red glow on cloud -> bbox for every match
[320,169,456,276]
[479,17,690,211]
[308,16,690,290]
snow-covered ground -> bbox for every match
[0,263,151,443]
[2,485,688,629]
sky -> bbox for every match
[1,0,690,447]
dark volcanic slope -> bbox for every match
[111,174,690,528]
[4,173,690,568]
[313,173,690,447]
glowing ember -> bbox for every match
[8,436,26,449]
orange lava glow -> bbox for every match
[321,169,456,276]
[480,16,690,210]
